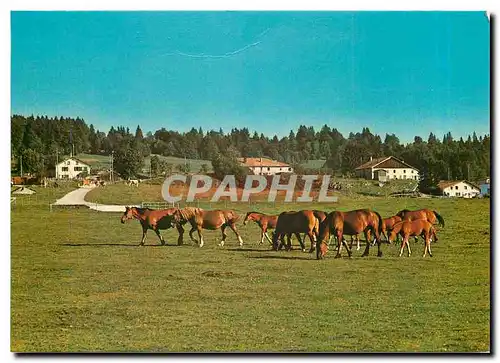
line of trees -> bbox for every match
[11,114,490,186]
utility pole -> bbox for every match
[20,155,23,177]
[56,149,59,179]
[111,151,114,183]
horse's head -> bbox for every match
[121,206,134,224]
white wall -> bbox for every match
[56,159,90,179]
[250,166,293,175]
[357,167,419,180]
[374,167,419,180]
[443,182,480,198]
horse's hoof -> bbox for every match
[334,254,341,259]
[302,249,306,252]
[356,247,360,251]
[377,252,383,258]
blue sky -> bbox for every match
[11,11,490,142]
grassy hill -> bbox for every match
[74,153,212,174]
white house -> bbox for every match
[55,157,91,179]
[355,156,420,181]
[238,157,293,175]
[437,180,480,198]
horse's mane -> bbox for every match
[131,207,152,214]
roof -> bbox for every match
[437,180,481,191]
[355,156,418,171]
[56,157,91,167]
[238,157,291,168]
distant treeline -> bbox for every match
[11,114,490,185]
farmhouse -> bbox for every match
[437,180,480,198]
[55,157,91,179]
[355,156,419,181]
[238,157,293,175]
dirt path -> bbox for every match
[52,187,138,212]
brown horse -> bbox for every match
[173,207,243,247]
[396,209,445,227]
[121,206,184,246]
[387,219,438,257]
[272,210,320,253]
[317,209,383,259]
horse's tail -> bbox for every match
[433,210,445,228]
[373,210,384,236]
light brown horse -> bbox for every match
[369,215,403,245]
[317,209,383,259]
[121,206,184,246]
[396,209,445,228]
[172,207,243,247]
[272,210,320,253]
[243,211,279,245]
[387,219,438,257]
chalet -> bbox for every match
[355,156,419,181]
[238,157,293,176]
[437,180,480,198]
[55,157,91,179]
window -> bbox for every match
[62,167,68,172]
[455,186,458,190]
[393,170,396,173]
[411,170,414,173]
[288,168,292,171]
[464,185,468,190]
[456,192,461,197]
[404,170,406,173]
[74,167,81,171]
[267,167,270,171]
[403,175,407,179]
[66,161,70,165]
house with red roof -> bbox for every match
[238,157,293,176]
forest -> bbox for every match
[11,114,490,187]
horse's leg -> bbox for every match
[342,237,352,258]
[356,235,361,251]
[399,236,407,257]
[335,230,343,258]
[264,231,273,244]
[361,230,371,257]
[307,231,316,253]
[349,236,354,250]
[228,223,244,246]
[294,233,305,252]
[219,225,228,247]
[139,226,148,246]
[176,224,184,246]
[189,226,199,245]
[407,236,412,257]
[197,227,204,248]
[153,228,165,245]
[259,228,265,244]
[285,234,293,251]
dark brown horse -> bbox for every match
[272,210,320,253]
[173,207,243,247]
[388,219,438,257]
[317,209,383,259]
[121,206,184,246]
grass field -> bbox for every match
[11,186,490,352]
